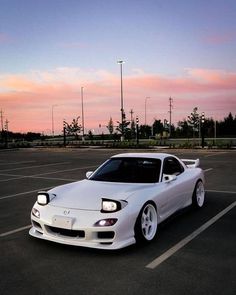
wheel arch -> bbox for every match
[137,200,160,221]
[195,177,204,187]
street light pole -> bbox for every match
[81,87,85,139]
[52,105,57,137]
[145,97,150,125]
[169,97,173,137]
[117,60,124,140]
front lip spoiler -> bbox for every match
[29,227,135,250]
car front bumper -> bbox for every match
[29,203,136,250]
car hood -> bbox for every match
[48,179,152,210]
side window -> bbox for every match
[162,157,184,176]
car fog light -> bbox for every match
[32,208,40,218]
[94,218,118,227]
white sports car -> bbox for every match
[29,153,205,249]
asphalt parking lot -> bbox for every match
[0,148,235,295]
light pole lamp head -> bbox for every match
[117,60,124,64]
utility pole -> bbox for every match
[168,97,173,137]
[0,109,3,130]
[0,109,3,142]
[117,60,125,141]
[5,119,9,148]
[130,109,134,122]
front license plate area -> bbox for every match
[52,216,73,229]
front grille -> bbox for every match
[47,226,85,238]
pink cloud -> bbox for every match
[58,42,88,49]
[0,68,235,133]
[203,32,236,45]
[187,68,236,86]
[0,32,13,44]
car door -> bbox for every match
[161,157,189,217]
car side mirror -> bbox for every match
[163,174,177,183]
[86,171,93,179]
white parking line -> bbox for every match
[33,165,97,176]
[146,200,236,269]
[0,175,31,182]
[0,225,31,237]
[0,172,78,183]
[0,161,36,166]
[0,165,99,200]
[207,189,236,194]
[0,162,70,172]
[0,187,53,200]
[204,168,213,172]
[204,152,228,158]
[0,165,97,183]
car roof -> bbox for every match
[111,153,175,161]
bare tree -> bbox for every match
[64,117,81,138]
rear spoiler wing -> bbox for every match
[181,159,200,168]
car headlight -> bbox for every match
[32,208,40,218]
[101,198,127,213]
[37,191,56,206]
[37,191,50,206]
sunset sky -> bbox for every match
[0,0,236,134]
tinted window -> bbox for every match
[90,158,161,183]
[162,157,184,176]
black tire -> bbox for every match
[192,180,205,209]
[134,202,158,244]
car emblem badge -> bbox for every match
[63,210,70,215]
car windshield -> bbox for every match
[90,157,161,183]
